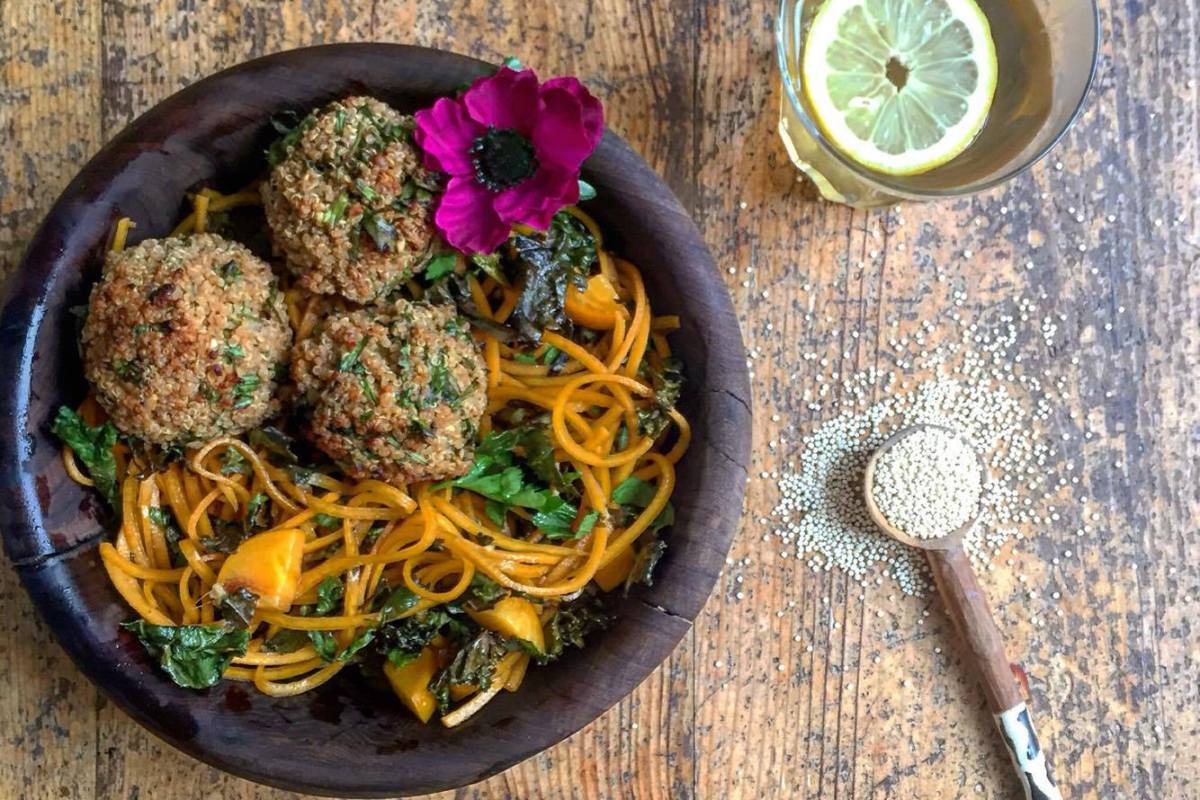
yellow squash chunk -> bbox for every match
[450,683,478,702]
[565,274,622,330]
[383,646,439,723]
[467,596,545,652]
[503,653,530,692]
[214,528,304,611]
[593,545,635,592]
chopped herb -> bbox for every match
[217,259,241,282]
[354,178,378,202]
[338,337,370,372]
[512,353,537,364]
[131,320,171,336]
[428,351,461,405]
[111,358,145,384]
[222,343,245,362]
[424,253,458,281]
[334,109,347,134]
[50,407,119,508]
[122,621,249,689]
[358,373,378,405]
[541,345,561,365]
[320,192,350,226]
[220,447,250,476]
[361,211,396,252]
[231,374,261,409]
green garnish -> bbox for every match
[122,621,249,689]
[231,374,261,409]
[321,192,350,226]
[50,407,120,508]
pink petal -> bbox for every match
[414,97,485,176]
[464,67,540,136]
[541,76,604,151]
[493,167,579,232]
[434,176,512,254]
[532,86,597,172]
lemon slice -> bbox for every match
[802,0,997,176]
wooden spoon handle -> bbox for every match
[927,547,1063,800]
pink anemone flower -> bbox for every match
[414,67,604,254]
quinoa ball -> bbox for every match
[82,233,292,445]
[291,299,487,483]
[262,96,437,304]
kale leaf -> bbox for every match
[610,476,675,591]
[374,608,463,668]
[122,621,249,689]
[462,574,506,610]
[624,537,668,593]
[430,630,510,711]
[378,585,421,623]
[215,586,259,629]
[261,629,309,654]
[637,356,685,438]
[308,630,338,662]
[503,211,596,342]
[50,406,120,508]
[540,596,612,663]
[314,576,344,615]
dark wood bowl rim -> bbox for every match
[0,43,751,797]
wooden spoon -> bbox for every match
[863,424,1063,800]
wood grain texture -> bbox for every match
[1,1,1197,800]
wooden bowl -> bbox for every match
[0,44,751,797]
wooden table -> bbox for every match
[1,2,1196,798]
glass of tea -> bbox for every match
[776,0,1100,207]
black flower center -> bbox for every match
[471,128,538,191]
